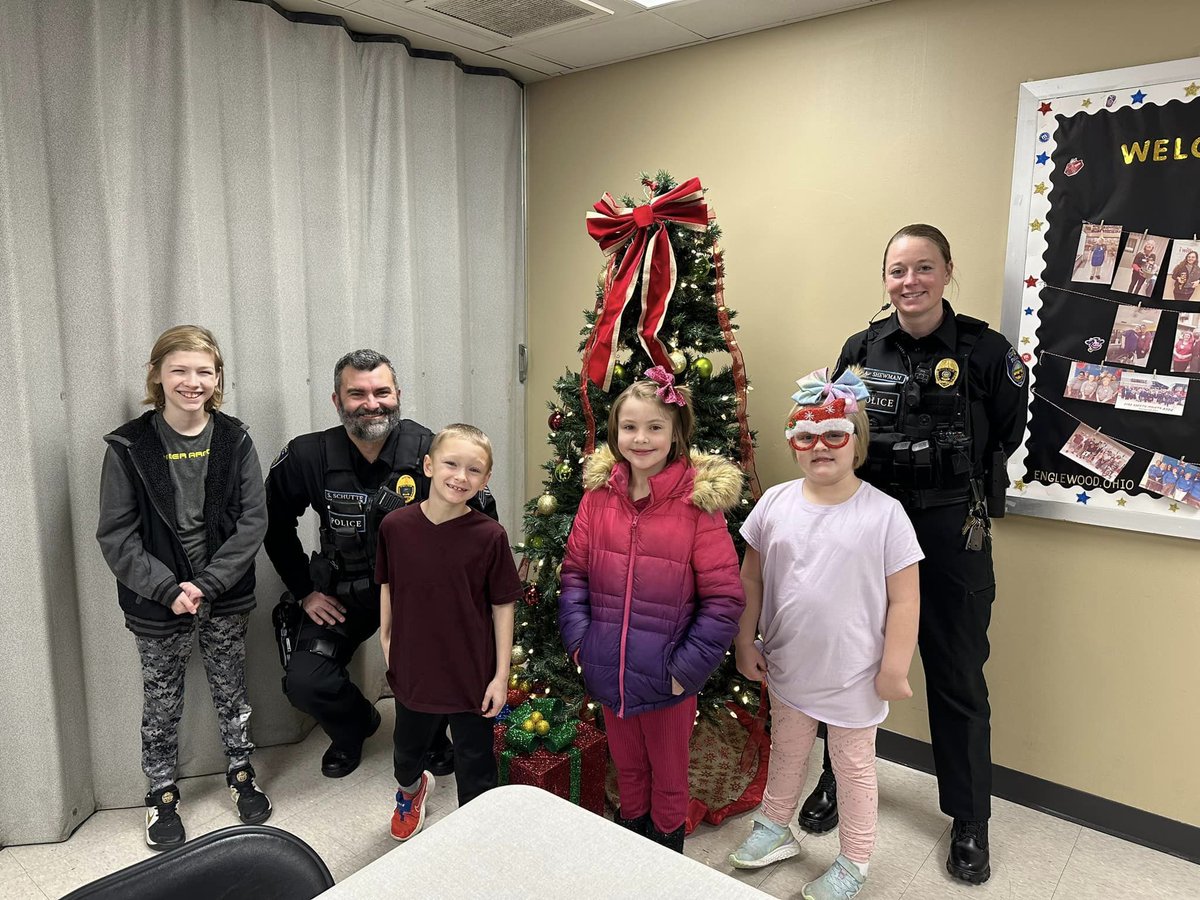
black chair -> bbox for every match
[63,825,335,900]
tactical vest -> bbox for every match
[313,426,431,599]
[859,316,987,506]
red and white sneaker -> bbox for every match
[390,771,434,841]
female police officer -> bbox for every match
[799,225,1027,885]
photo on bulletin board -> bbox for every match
[1001,56,1200,539]
[1164,241,1200,301]
[1071,222,1123,285]
[1113,232,1170,297]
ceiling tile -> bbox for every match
[485,46,571,76]
[652,0,884,39]
[351,0,508,51]
[516,10,701,68]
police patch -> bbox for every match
[395,474,417,504]
[270,445,288,469]
[1006,347,1027,387]
[934,358,960,389]
[866,391,900,415]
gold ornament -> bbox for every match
[690,356,713,380]
[520,718,536,733]
[529,711,543,724]
[535,720,551,736]
[554,461,572,482]
[509,673,520,688]
[611,363,626,384]
[511,645,528,666]
[536,493,558,516]
[519,679,532,692]
[668,349,687,375]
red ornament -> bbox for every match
[548,410,565,431]
[524,584,540,606]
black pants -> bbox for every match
[393,700,496,807]
[823,502,994,820]
[285,599,451,756]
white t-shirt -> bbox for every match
[741,478,923,728]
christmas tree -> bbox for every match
[513,171,761,725]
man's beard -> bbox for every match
[338,402,402,442]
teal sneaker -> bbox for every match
[728,811,800,869]
[802,854,866,900]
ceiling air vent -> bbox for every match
[424,0,606,39]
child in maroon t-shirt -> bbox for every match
[376,424,522,841]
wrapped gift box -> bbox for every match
[494,719,607,816]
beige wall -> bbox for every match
[525,0,1200,825]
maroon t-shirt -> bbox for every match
[375,504,522,713]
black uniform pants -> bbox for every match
[285,599,452,757]
[822,501,995,821]
[393,700,496,807]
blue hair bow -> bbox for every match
[791,367,870,412]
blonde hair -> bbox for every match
[430,423,494,472]
[143,325,225,412]
[786,404,871,469]
[606,378,695,467]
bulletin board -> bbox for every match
[1001,57,1200,539]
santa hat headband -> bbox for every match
[784,367,870,439]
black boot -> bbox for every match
[423,726,455,777]
[647,821,686,853]
[798,769,839,834]
[946,818,991,884]
[613,808,650,837]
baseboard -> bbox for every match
[875,729,1200,865]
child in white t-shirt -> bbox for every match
[728,368,922,900]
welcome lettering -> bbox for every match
[1121,137,1200,163]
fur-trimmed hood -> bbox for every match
[581,446,744,513]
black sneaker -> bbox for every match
[227,763,273,825]
[423,740,455,777]
[144,784,185,851]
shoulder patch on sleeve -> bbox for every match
[270,445,289,469]
[1005,347,1027,387]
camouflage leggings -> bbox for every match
[134,607,254,789]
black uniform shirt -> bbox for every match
[837,301,1028,476]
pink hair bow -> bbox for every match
[644,366,687,406]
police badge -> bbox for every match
[934,358,960,389]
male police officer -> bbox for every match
[265,349,495,778]
[800,226,1027,885]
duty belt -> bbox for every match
[889,487,971,510]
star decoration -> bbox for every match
[1038,102,1052,114]
[1170,501,1180,512]
[1030,219,1044,231]
[1024,307,1034,316]
[1131,89,1146,104]
[1035,152,1049,165]
[1014,480,1027,491]
[1076,491,1089,504]
[1033,182,1048,195]
[1025,276,1038,288]
[1116,497,1127,507]
[1081,98,1092,108]
[1186,83,1200,98]
[1021,336,1031,345]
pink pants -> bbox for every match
[761,693,878,864]
[603,696,697,833]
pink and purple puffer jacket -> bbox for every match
[558,448,746,718]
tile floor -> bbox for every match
[2,701,1197,898]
